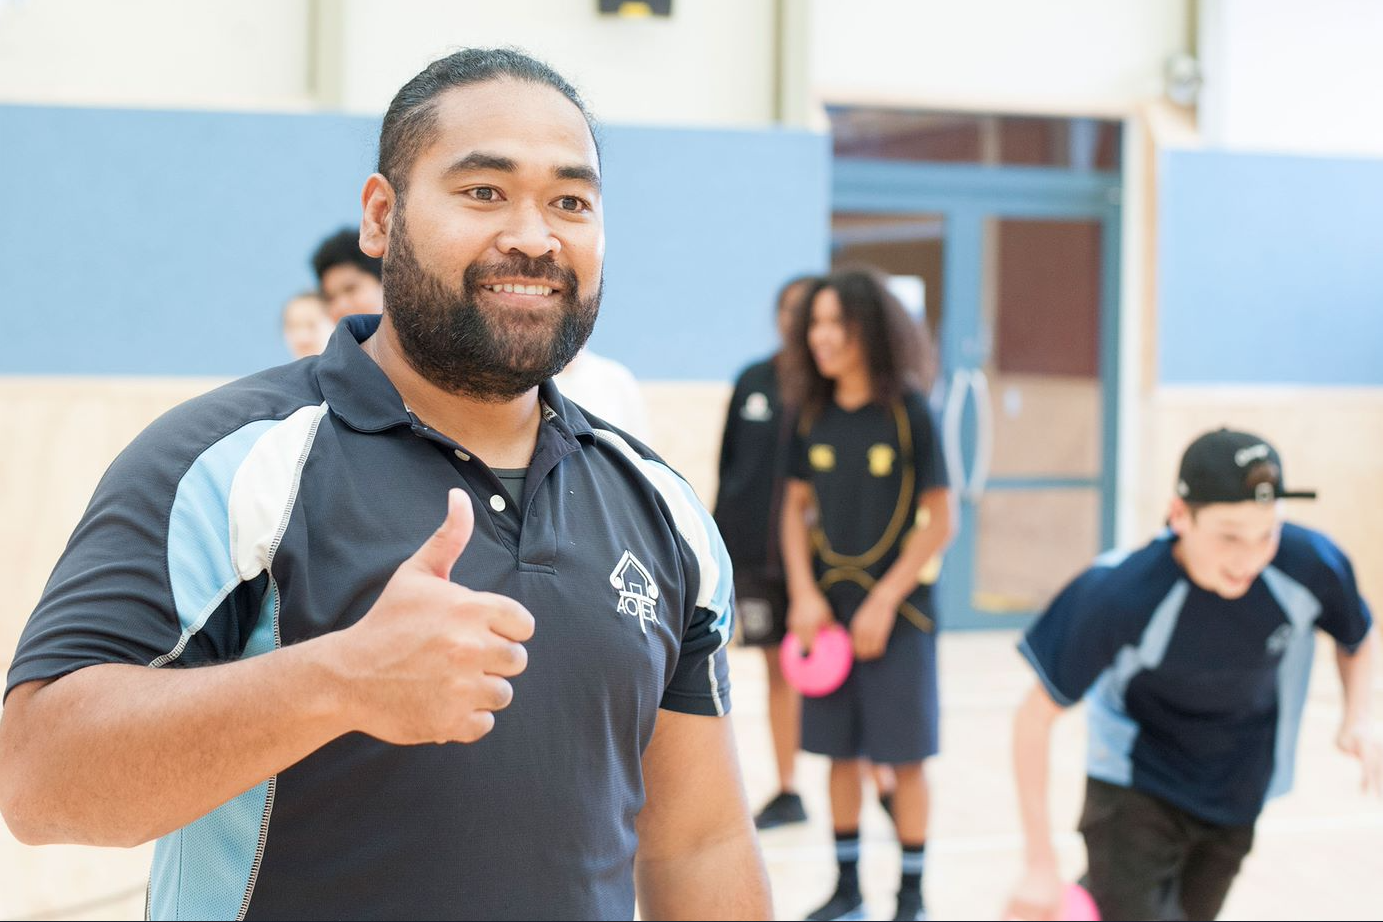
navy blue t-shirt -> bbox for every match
[788,391,948,629]
[1021,524,1372,826]
[7,316,735,921]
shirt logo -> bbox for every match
[868,443,896,477]
[741,392,773,422]
[609,550,660,634]
[1265,623,1293,656]
[809,444,836,471]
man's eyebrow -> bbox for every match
[441,152,517,178]
[555,164,602,191]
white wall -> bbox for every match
[0,0,776,125]
[1,0,1203,125]
[808,0,1187,116]
[1198,0,1383,157]
[324,0,778,126]
[0,0,313,109]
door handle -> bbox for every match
[941,368,969,496]
[966,367,994,501]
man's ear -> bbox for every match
[359,173,395,259]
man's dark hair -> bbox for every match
[378,47,598,193]
[783,267,936,419]
[311,228,382,282]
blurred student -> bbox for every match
[782,269,953,922]
[281,291,333,359]
[1006,429,1378,921]
[553,346,651,442]
[713,274,815,830]
[311,227,384,321]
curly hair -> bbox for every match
[782,267,936,418]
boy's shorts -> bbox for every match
[1080,777,1255,921]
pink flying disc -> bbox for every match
[779,625,852,697]
[1060,883,1100,922]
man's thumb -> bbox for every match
[409,488,474,578]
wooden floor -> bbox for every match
[1,634,1379,920]
[0,377,1380,919]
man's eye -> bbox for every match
[470,187,498,201]
[556,196,589,212]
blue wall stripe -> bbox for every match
[0,105,830,381]
[1158,149,1383,385]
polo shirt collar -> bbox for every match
[316,315,413,433]
[317,314,597,444]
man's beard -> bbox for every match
[381,214,601,401]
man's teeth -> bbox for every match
[484,283,553,295]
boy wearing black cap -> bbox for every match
[1004,429,1379,921]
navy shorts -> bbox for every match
[734,570,789,647]
[800,590,939,765]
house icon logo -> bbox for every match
[609,550,660,634]
[741,392,773,422]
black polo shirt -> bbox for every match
[787,390,947,628]
[7,315,734,921]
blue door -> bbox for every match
[833,160,1122,630]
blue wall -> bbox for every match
[0,105,830,380]
[1158,149,1383,386]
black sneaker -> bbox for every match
[753,791,808,829]
[805,887,867,921]
[893,895,927,921]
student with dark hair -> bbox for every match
[781,268,954,922]
[714,273,816,830]
[311,227,384,321]
[1005,429,1378,922]
[0,47,771,921]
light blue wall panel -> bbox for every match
[1159,149,1383,385]
[0,106,829,380]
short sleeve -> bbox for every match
[5,417,271,700]
[4,400,327,701]
[1018,567,1144,707]
[661,496,734,714]
[1307,531,1374,653]
[904,391,948,493]
[662,600,734,717]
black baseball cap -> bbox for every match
[1176,429,1317,504]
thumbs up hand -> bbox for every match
[333,488,536,745]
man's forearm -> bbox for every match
[636,827,772,920]
[0,636,350,847]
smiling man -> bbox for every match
[0,49,770,921]
[1004,429,1379,922]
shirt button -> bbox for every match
[490,495,506,512]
